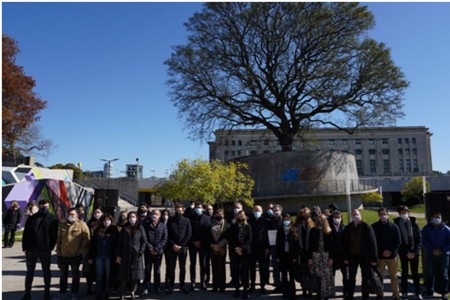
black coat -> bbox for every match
[342,221,378,264]
[275,227,299,261]
[371,220,401,259]
[393,216,421,255]
[89,225,119,260]
[249,215,269,249]
[226,222,252,255]
[307,227,334,260]
[330,221,345,267]
[142,221,168,255]
[189,213,210,247]
[3,207,22,228]
[116,224,147,281]
[167,215,192,247]
[22,211,58,252]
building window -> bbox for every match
[237,150,241,156]
[399,159,404,172]
[369,160,376,173]
[224,150,229,158]
[405,149,410,155]
[356,160,363,174]
[383,159,390,173]
[413,159,418,172]
[328,139,335,145]
[382,149,389,155]
[382,138,388,144]
[263,150,270,154]
[369,149,376,155]
[355,149,362,155]
[398,149,403,155]
[263,140,269,146]
[355,139,361,145]
[342,139,348,145]
[238,140,242,146]
[412,138,416,144]
[405,138,409,144]
[412,148,417,155]
[231,150,236,157]
[398,138,402,144]
[369,139,375,144]
[250,150,258,155]
[225,140,229,146]
[406,159,411,172]
[231,140,236,146]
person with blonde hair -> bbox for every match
[308,214,335,299]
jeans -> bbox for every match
[425,252,449,295]
[189,245,208,285]
[57,255,82,294]
[25,251,52,294]
[144,252,163,290]
[95,255,111,293]
[266,246,280,288]
[167,246,188,289]
[3,224,17,247]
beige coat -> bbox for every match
[56,219,90,257]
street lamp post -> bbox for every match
[101,158,119,191]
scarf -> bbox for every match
[399,219,414,249]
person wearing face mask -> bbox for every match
[421,212,450,300]
[330,211,347,298]
[248,205,269,294]
[308,214,335,300]
[342,209,378,300]
[276,213,299,300]
[372,208,401,300]
[85,206,104,295]
[117,211,129,231]
[166,204,192,295]
[88,214,119,300]
[188,202,211,291]
[115,211,147,300]
[137,203,150,224]
[21,200,58,300]
[263,203,274,219]
[160,209,171,291]
[266,204,283,293]
[227,201,244,285]
[141,209,168,296]
[207,208,230,293]
[295,206,315,297]
[393,205,422,300]
[56,207,91,300]
[3,200,22,248]
[222,210,252,299]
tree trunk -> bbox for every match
[278,135,294,152]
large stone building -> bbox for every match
[209,126,433,178]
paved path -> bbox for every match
[1,243,406,300]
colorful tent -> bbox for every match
[2,166,94,224]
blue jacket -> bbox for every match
[422,222,450,255]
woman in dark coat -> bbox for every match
[207,208,230,293]
[115,211,147,300]
[3,200,22,248]
[276,213,299,300]
[88,213,119,300]
[225,210,252,299]
[84,206,104,295]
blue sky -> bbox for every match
[3,2,450,177]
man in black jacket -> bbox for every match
[342,209,379,300]
[166,203,192,294]
[3,200,22,248]
[21,200,59,300]
[188,202,211,291]
[372,208,401,300]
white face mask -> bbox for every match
[129,217,137,225]
[234,207,241,214]
[400,213,409,220]
[432,217,442,225]
[352,215,361,222]
[333,218,341,225]
[68,216,77,223]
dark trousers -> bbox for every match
[3,225,16,247]
[266,246,281,288]
[399,253,421,295]
[25,251,52,294]
[58,255,81,294]
[425,252,449,295]
[189,245,208,285]
[210,250,227,291]
[279,253,296,299]
[345,255,371,299]
[144,252,163,290]
[230,251,250,290]
[167,246,188,289]
[250,246,267,289]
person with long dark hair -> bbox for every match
[115,211,147,300]
[85,206,104,295]
[276,213,299,300]
[295,206,314,297]
[89,213,119,300]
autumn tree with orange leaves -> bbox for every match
[2,34,51,164]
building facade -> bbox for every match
[208,126,433,179]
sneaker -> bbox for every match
[21,293,31,300]
[440,294,448,300]
[401,293,408,300]
[142,288,148,295]
[415,294,422,300]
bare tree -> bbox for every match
[166,3,409,150]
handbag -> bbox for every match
[363,266,383,295]
[301,272,320,291]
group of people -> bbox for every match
[13,198,450,300]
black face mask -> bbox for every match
[175,212,182,218]
[214,216,223,221]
